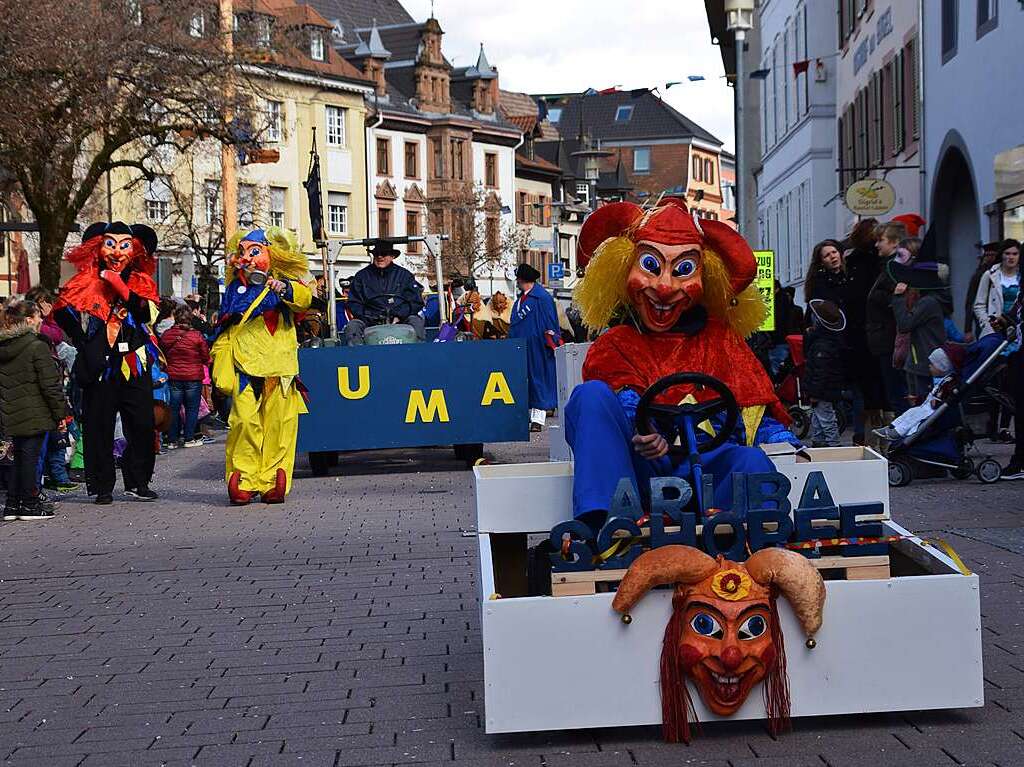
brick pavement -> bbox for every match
[1,428,1023,766]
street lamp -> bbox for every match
[572,136,613,213]
[725,0,755,239]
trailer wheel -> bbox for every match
[888,459,912,488]
[950,458,975,480]
[977,458,1002,484]
[454,443,484,467]
[309,451,336,477]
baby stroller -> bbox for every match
[773,334,851,440]
[886,334,1012,487]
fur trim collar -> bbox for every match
[0,323,37,342]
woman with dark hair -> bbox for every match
[974,239,1021,339]
[842,218,885,444]
[154,297,177,336]
[974,239,1021,441]
[804,239,848,308]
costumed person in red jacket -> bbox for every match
[54,222,161,505]
[564,198,796,531]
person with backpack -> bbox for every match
[0,301,67,521]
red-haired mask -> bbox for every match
[612,546,826,743]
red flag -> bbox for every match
[793,60,810,77]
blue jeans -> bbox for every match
[563,381,775,526]
[36,431,70,485]
[168,380,202,443]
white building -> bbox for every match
[835,2,922,239]
[923,0,1024,323]
[755,0,838,293]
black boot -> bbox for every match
[3,495,20,521]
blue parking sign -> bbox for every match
[548,262,564,281]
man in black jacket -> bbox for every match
[342,242,425,344]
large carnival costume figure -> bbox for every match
[565,198,796,529]
[211,228,311,506]
[55,222,161,505]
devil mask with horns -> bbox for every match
[613,545,826,742]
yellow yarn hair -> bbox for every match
[573,239,767,338]
[225,227,310,283]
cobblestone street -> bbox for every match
[1,429,1022,766]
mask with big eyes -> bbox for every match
[625,242,703,332]
[231,240,271,285]
[677,594,776,716]
[101,234,135,272]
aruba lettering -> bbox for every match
[549,470,885,573]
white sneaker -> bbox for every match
[184,439,204,448]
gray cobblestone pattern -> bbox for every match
[1,428,1022,766]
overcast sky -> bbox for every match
[400,0,736,152]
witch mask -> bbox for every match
[100,233,135,272]
[612,545,826,743]
[232,230,272,285]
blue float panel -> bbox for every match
[296,340,529,453]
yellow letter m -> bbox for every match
[405,389,450,423]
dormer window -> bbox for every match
[189,11,205,38]
[614,105,633,122]
[310,31,325,61]
[547,107,562,124]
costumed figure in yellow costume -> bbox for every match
[211,228,312,505]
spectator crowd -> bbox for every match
[765,215,1021,480]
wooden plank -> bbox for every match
[812,555,889,570]
[847,564,892,581]
[551,581,596,597]
[550,554,892,595]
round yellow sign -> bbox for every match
[845,178,896,216]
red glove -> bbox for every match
[100,270,130,301]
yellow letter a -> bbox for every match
[405,389,450,423]
[338,366,370,399]
[481,372,514,406]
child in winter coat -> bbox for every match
[803,299,848,447]
[0,301,67,520]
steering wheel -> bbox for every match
[634,372,740,457]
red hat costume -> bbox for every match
[891,213,925,237]
[572,197,788,428]
[578,198,756,295]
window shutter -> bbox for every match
[907,40,920,142]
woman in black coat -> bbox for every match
[804,239,849,310]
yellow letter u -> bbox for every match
[338,365,370,399]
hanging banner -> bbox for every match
[754,250,775,332]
